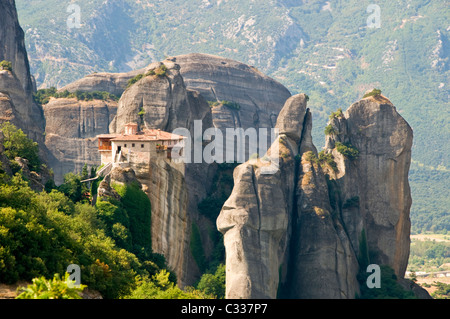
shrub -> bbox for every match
[196,264,226,299]
[154,64,168,77]
[125,270,212,299]
[363,88,382,98]
[16,273,86,299]
[324,124,337,135]
[207,101,221,108]
[127,74,145,88]
[318,150,337,171]
[221,100,241,110]
[0,60,12,72]
[304,151,319,164]
[335,142,359,160]
[357,265,416,299]
[1,122,41,172]
[33,88,118,105]
[111,181,152,255]
[329,108,343,120]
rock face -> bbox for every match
[218,93,414,299]
[173,53,291,133]
[42,54,288,286]
[324,94,413,278]
[59,69,144,97]
[43,98,117,184]
[108,61,216,286]
[0,0,45,146]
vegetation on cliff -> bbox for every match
[33,87,119,106]
[0,122,223,299]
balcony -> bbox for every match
[99,145,112,151]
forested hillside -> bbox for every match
[14,0,449,232]
[0,122,224,299]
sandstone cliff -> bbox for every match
[324,94,413,278]
[51,54,288,286]
[218,92,415,299]
[43,98,117,184]
[0,0,45,146]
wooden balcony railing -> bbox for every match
[99,145,112,151]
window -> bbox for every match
[124,144,127,147]
[132,143,135,148]
[141,144,144,148]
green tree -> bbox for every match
[16,273,86,299]
[196,264,226,299]
[125,270,213,299]
[58,172,84,203]
[1,122,41,172]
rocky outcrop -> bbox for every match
[43,98,117,184]
[173,53,291,133]
[108,60,216,286]
[324,94,413,278]
[59,69,145,97]
[0,0,45,146]
[218,93,414,299]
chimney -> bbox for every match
[125,123,138,135]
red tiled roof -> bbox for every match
[109,128,186,142]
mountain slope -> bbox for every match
[15,0,449,232]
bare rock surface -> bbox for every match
[218,93,414,299]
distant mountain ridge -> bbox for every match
[14,0,450,232]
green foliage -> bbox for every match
[0,60,13,72]
[358,229,370,270]
[207,101,221,108]
[125,270,213,299]
[329,108,343,120]
[318,150,337,172]
[221,100,241,110]
[304,151,319,164]
[16,273,86,299]
[408,238,450,273]
[431,282,450,299]
[1,122,41,172]
[154,64,168,77]
[0,170,170,299]
[324,124,337,136]
[33,87,119,105]
[196,264,226,299]
[363,88,382,98]
[14,0,450,237]
[111,181,152,256]
[57,172,86,203]
[138,107,146,117]
[190,223,206,272]
[409,164,450,233]
[127,73,144,88]
[335,142,360,160]
[357,265,416,299]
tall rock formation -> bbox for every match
[324,93,413,278]
[108,60,215,286]
[0,0,45,146]
[43,98,117,184]
[218,92,414,299]
[44,54,289,286]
